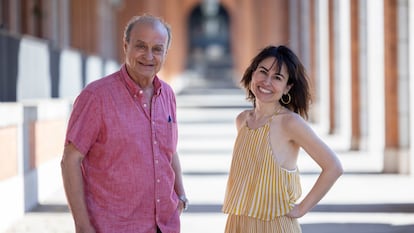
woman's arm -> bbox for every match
[286,115,343,218]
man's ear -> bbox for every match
[123,41,128,54]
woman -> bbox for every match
[222,45,343,232]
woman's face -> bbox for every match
[250,57,292,104]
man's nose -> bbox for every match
[144,49,154,59]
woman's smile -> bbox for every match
[258,86,273,94]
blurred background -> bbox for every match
[1,0,414,232]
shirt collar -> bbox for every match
[120,64,162,96]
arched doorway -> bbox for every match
[186,0,235,89]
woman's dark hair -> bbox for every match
[240,45,311,119]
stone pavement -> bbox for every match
[3,88,414,233]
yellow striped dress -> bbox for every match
[222,117,302,233]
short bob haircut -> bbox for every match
[240,45,311,119]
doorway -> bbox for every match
[186,0,235,89]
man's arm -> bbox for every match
[61,143,96,233]
[171,152,188,211]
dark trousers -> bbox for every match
[157,226,162,233]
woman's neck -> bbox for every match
[254,103,283,120]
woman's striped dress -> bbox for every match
[222,118,302,233]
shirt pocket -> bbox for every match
[157,118,178,155]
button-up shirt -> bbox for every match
[65,64,180,233]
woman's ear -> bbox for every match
[285,84,293,94]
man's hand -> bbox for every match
[75,223,96,233]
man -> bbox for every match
[61,14,188,233]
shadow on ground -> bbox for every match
[34,202,414,214]
[32,204,69,213]
[301,223,414,233]
[186,203,414,214]
[186,203,414,233]
[30,203,414,233]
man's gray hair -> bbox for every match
[123,14,172,49]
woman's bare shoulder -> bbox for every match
[236,109,252,130]
[276,110,309,131]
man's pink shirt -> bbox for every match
[65,65,180,233]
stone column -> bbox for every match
[334,0,352,150]
[6,0,21,34]
[358,0,369,150]
[396,0,410,174]
[366,0,385,164]
[382,0,411,174]
[328,1,336,134]
[350,0,361,150]
[58,0,70,49]
[409,0,414,175]
[315,0,331,134]
[289,0,300,53]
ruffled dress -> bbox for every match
[223,116,302,233]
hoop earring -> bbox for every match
[281,93,291,105]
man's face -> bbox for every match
[123,22,169,83]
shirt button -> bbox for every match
[157,179,160,183]
[139,90,143,94]
[134,94,137,98]
[154,141,157,144]
[155,160,159,164]
[157,199,160,203]
[143,103,147,108]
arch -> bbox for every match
[185,1,235,88]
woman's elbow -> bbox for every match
[333,161,344,178]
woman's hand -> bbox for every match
[286,204,305,218]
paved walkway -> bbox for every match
[4,89,414,233]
